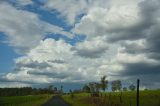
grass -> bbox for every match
[63,93,96,106]
[0,94,53,106]
[62,90,160,106]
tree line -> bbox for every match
[0,85,63,96]
[82,75,136,93]
[0,76,137,96]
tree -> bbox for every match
[54,87,57,92]
[69,89,74,99]
[123,87,127,91]
[100,75,108,92]
[95,83,101,93]
[48,85,54,94]
[83,85,91,93]
[60,85,63,93]
[111,80,122,92]
[129,84,136,91]
[48,85,53,90]
[88,82,95,93]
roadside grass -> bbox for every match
[62,90,160,106]
[63,93,96,106]
[0,94,53,106]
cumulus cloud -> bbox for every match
[44,0,113,25]
[73,0,143,41]
[2,38,117,85]
[73,37,108,58]
[2,39,83,84]
[0,82,30,88]
[0,2,72,53]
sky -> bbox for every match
[0,0,160,90]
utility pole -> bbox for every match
[137,79,140,106]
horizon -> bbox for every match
[0,0,160,90]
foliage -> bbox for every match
[95,83,101,93]
[82,85,91,93]
[100,75,108,92]
[111,80,122,91]
[129,84,136,91]
[123,87,127,91]
[88,82,96,93]
[0,85,60,96]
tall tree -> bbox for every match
[111,80,122,91]
[48,85,53,93]
[60,85,63,93]
[129,84,136,91]
[95,83,101,93]
[54,87,57,92]
[83,85,91,93]
[89,82,95,93]
[123,87,127,91]
[100,75,108,92]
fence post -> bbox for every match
[137,79,140,106]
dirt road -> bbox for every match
[42,96,71,106]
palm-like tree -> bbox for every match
[95,83,101,93]
[100,75,108,92]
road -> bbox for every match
[42,96,71,106]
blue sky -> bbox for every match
[0,0,160,90]
[0,33,18,73]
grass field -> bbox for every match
[0,94,52,106]
[62,90,160,106]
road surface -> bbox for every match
[42,96,71,106]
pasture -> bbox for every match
[0,94,52,106]
[62,90,160,106]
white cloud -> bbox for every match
[73,0,142,39]
[73,37,108,58]
[0,2,72,53]
[0,82,31,88]
[44,0,141,27]
[2,38,117,84]
[44,0,113,25]
[3,39,83,83]
[28,39,73,62]
[116,51,159,64]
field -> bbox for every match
[0,90,160,106]
[62,90,160,106]
[0,94,52,106]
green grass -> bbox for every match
[62,90,160,106]
[0,94,53,106]
[63,93,96,106]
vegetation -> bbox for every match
[111,80,122,92]
[100,75,108,92]
[63,93,95,106]
[63,76,160,106]
[0,94,52,106]
[62,90,160,106]
[129,84,136,91]
[1,76,159,106]
[0,85,63,96]
[0,87,53,96]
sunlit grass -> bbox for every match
[0,94,53,106]
[63,93,96,106]
[62,90,160,106]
